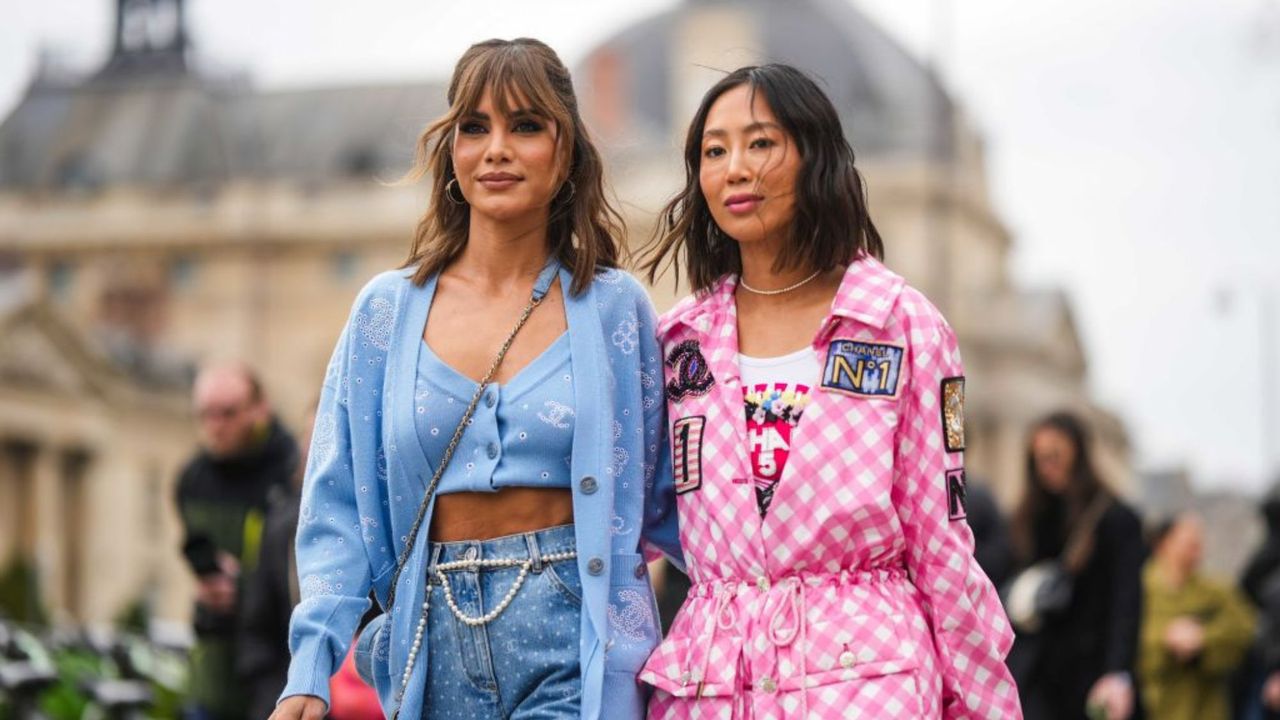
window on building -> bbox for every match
[54,152,100,194]
[47,261,74,300]
[343,146,380,178]
[169,255,198,290]
[331,251,359,282]
[60,450,90,620]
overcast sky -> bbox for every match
[4,0,1280,492]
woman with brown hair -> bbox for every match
[1007,411,1146,720]
[271,38,680,720]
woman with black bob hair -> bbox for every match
[1008,411,1145,720]
[638,63,1020,718]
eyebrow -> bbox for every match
[702,121,782,139]
[462,108,544,122]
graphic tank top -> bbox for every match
[738,347,820,516]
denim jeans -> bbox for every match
[421,524,582,719]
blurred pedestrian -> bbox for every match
[1138,512,1255,720]
[1008,411,1145,720]
[1240,486,1280,720]
[967,476,1014,589]
[638,63,1019,719]
[239,401,381,719]
[272,38,681,720]
[177,362,298,720]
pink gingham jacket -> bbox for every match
[640,258,1020,719]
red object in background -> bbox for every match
[328,644,382,720]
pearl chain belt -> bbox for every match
[399,549,577,692]
[432,550,579,625]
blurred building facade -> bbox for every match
[0,0,1131,627]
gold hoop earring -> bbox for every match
[445,178,467,205]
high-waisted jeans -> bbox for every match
[421,524,582,719]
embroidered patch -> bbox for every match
[821,339,905,398]
[941,376,966,452]
[665,340,715,402]
[671,416,705,494]
[946,468,967,521]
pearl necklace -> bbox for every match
[397,550,578,695]
[738,269,822,296]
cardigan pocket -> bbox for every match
[604,552,662,673]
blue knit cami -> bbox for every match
[412,262,575,492]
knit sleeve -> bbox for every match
[280,311,374,707]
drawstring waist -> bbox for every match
[686,563,908,598]
[683,563,908,712]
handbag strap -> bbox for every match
[1061,492,1112,572]
[382,260,560,614]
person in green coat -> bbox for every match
[1139,512,1256,720]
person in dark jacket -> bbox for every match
[236,420,305,720]
[1241,485,1280,719]
[176,363,297,720]
[1242,490,1280,607]
[966,477,1014,589]
[1009,411,1146,720]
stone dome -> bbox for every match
[579,0,954,159]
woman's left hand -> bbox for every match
[1086,672,1134,720]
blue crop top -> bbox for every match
[413,264,575,493]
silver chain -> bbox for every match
[386,282,548,717]
[385,290,543,612]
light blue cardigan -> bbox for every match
[282,265,682,719]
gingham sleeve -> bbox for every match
[892,317,1021,720]
[635,286,683,569]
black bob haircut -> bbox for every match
[642,63,884,293]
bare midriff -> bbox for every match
[429,487,575,542]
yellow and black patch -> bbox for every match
[941,376,966,453]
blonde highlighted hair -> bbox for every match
[401,38,624,295]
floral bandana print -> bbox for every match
[742,383,812,516]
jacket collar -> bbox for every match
[660,256,905,338]
[828,256,904,329]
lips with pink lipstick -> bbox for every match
[477,171,522,190]
[724,192,764,215]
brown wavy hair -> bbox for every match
[1011,411,1115,573]
[401,38,623,295]
[641,64,883,293]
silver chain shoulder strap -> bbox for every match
[383,280,548,615]
[383,271,555,719]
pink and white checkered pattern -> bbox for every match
[642,259,1020,719]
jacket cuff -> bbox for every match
[280,632,337,708]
